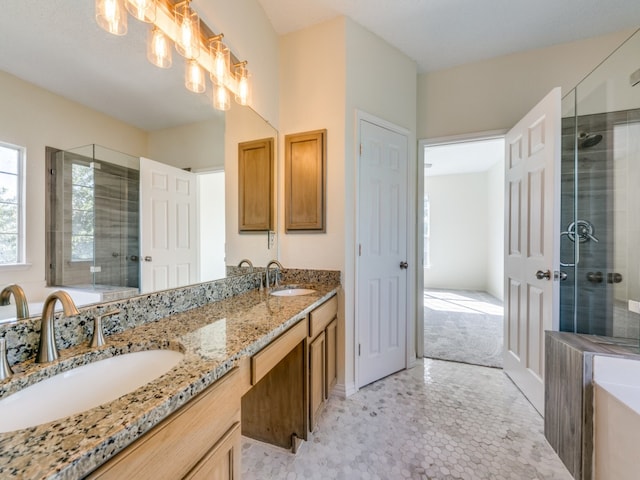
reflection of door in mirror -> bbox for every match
[46,146,140,295]
[139,157,197,294]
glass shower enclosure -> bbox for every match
[48,144,140,295]
[560,29,640,345]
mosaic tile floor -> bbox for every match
[424,289,503,368]
[242,359,571,480]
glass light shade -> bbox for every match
[209,38,230,86]
[125,0,156,22]
[234,63,251,106]
[147,27,172,68]
[174,1,200,59]
[95,0,127,36]
[213,83,230,111]
[185,60,206,93]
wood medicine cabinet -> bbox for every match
[284,129,326,232]
[238,137,274,231]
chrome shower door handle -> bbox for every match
[536,270,551,280]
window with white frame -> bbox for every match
[424,194,431,268]
[0,142,25,265]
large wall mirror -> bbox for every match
[0,1,278,321]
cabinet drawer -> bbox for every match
[88,368,241,480]
[309,295,338,338]
[251,320,307,385]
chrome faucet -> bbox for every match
[0,284,30,320]
[265,260,284,288]
[237,258,254,272]
[36,291,80,363]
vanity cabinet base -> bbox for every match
[87,368,241,480]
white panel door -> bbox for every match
[504,88,561,415]
[140,157,197,293]
[358,119,408,388]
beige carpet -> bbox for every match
[423,289,503,368]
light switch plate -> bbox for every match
[90,265,102,273]
[628,299,640,314]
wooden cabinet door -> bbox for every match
[184,422,241,480]
[238,137,274,231]
[284,129,326,232]
[325,318,337,398]
[309,331,326,431]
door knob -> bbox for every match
[400,261,408,269]
[144,256,153,262]
[535,270,551,280]
[608,272,623,284]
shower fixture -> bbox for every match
[578,131,603,148]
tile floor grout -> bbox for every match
[242,358,572,480]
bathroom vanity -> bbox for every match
[0,273,340,480]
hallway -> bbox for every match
[242,358,570,479]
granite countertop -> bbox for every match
[0,283,339,480]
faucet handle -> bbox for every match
[0,338,13,381]
[91,309,119,348]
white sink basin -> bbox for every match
[270,288,316,297]
[0,349,184,433]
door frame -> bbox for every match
[354,110,415,391]
[418,130,507,358]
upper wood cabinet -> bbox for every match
[284,129,326,232]
[238,137,274,231]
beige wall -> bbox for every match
[278,19,347,271]
[280,17,417,395]
[418,29,635,139]
[148,117,225,171]
[425,172,489,291]
[486,157,505,300]
[225,103,279,268]
[0,71,147,301]
[197,0,280,128]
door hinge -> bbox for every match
[359,144,362,156]
[49,169,55,175]
[358,244,362,256]
[358,344,361,356]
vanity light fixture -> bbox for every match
[147,26,172,68]
[174,0,200,59]
[95,0,128,36]
[95,0,252,107]
[185,59,206,93]
[125,0,156,22]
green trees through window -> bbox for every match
[71,163,95,262]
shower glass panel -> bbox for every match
[560,29,640,345]
[51,145,140,292]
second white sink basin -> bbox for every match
[270,288,316,297]
[0,349,184,433]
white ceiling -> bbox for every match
[424,138,505,177]
[1,1,638,131]
[257,0,640,73]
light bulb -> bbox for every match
[209,37,230,86]
[213,83,230,111]
[125,0,156,23]
[174,1,200,59]
[185,60,205,93]
[96,0,127,35]
[234,63,251,106]
[147,27,171,68]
